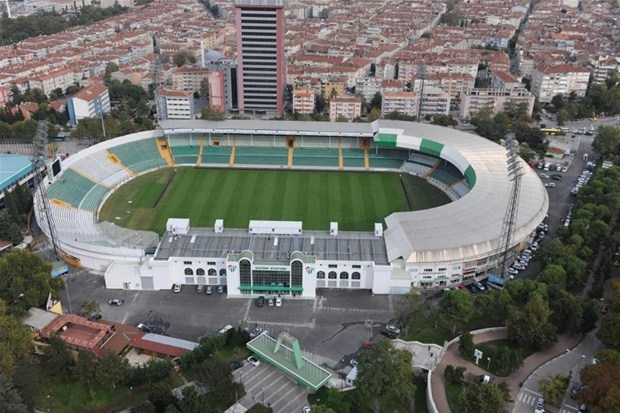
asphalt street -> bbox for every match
[513,333,603,413]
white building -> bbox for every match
[460,87,535,119]
[292,88,315,115]
[66,83,110,126]
[381,92,417,118]
[329,97,362,121]
[530,64,591,103]
[157,89,195,120]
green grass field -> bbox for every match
[99,167,450,234]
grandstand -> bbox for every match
[34,120,548,294]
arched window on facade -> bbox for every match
[328,271,337,279]
[208,268,217,276]
[196,268,205,276]
[340,272,349,279]
[220,268,227,277]
[352,272,361,280]
[317,271,325,279]
[184,268,193,275]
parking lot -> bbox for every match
[232,362,310,412]
[62,274,394,364]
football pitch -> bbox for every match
[99,167,450,234]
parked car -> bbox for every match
[474,282,486,291]
[507,267,519,276]
[108,298,124,306]
[217,285,224,294]
[551,174,563,181]
[88,313,102,321]
[267,297,275,307]
[172,283,182,293]
[137,323,151,333]
[386,324,401,335]
[275,297,282,307]
[206,286,213,295]
[570,382,582,399]
[196,284,204,293]
[247,356,260,367]
[535,397,545,413]
[539,173,549,179]
[249,327,263,338]
[381,330,398,339]
[302,406,311,413]
[578,404,588,413]
[544,182,556,188]
[230,360,244,370]
[349,359,358,367]
[256,296,265,307]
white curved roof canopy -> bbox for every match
[377,121,549,264]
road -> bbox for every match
[512,332,603,413]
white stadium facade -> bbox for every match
[34,120,548,297]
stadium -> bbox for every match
[34,119,549,297]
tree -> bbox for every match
[177,386,210,413]
[96,350,129,389]
[592,125,620,159]
[172,51,197,67]
[309,406,336,413]
[539,264,567,290]
[538,373,569,406]
[316,387,349,413]
[335,115,348,122]
[355,337,415,407]
[11,358,37,412]
[0,249,63,315]
[597,313,620,351]
[579,363,620,412]
[440,289,475,332]
[42,335,74,379]
[199,78,209,98]
[367,107,381,122]
[200,106,226,121]
[431,114,457,127]
[0,301,32,379]
[506,293,556,350]
[392,290,424,333]
[73,350,98,386]
[0,372,28,413]
[79,300,100,317]
[196,358,238,405]
[457,381,509,413]
[458,331,474,358]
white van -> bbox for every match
[543,162,551,171]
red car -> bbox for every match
[458,283,466,290]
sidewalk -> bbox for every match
[430,330,582,413]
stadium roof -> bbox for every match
[0,154,34,192]
[377,120,548,264]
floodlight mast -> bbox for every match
[495,133,524,280]
[32,121,60,260]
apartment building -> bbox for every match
[329,96,362,121]
[234,0,286,115]
[530,64,590,103]
[66,83,110,126]
[355,77,381,101]
[171,65,210,94]
[29,68,74,96]
[460,87,535,119]
[157,89,195,120]
[292,87,315,114]
[381,92,417,118]
[419,87,450,118]
[322,80,347,101]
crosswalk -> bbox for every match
[516,390,579,413]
